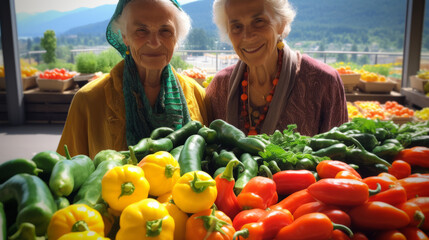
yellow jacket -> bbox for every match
[57,60,211,159]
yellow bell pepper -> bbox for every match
[116,198,175,240]
[138,151,180,197]
[101,164,150,212]
[47,204,105,240]
[172,170,217,213]
[163,200,188,240]
[157,192,173,203]
[58,231,110,240]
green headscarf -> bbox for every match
[106,0,191,146]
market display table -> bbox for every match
[0,88,77,123]
[345,90,405,104]
[401,87,429,109]
[1,87,411,123]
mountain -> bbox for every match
[17,0,424,49]
[60,0,218,36]
[182,0,217,33]
[64,20,110,35]
[17,5,116,37]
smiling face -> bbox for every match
[225,0,282,67]
[121,0,178,71]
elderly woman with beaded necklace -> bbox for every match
[57,0,211,158]
[206,0,348,136]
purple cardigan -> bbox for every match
[205,54,348,136]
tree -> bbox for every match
[32,45,42,64]
[350,44,358,63]
[185,28,214,54]
[358,46,370,65]
[336,53,348,63]
[26,38,33,51]
[40,30,57,64]
[317,41,326,58]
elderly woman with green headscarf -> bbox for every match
[57,0,211,158]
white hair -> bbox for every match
[213,0,296,43]
[115,0,191,46]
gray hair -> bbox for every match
[114,0,191,46]
[213,0,296,43]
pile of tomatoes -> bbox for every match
[182,68,207,80]
[354,101,387,120]
[351,101,415,120]
[38,68,76,80]
[384,101,415,118]
[336,66,356,75]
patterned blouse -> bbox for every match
[205,54,348,137]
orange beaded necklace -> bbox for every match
[240,48,284,135]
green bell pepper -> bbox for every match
[209,119,245,148]
[212,149,240,168]
[74,160,123,208]
[150,126,174,140]
[372,139,404,162]
[166,120,203,147]
[93,149,126,168]
[312,143,348,160]
[234,153,258,195]
[31,151,66,182]
[0,158,42,184]
[197,126,218,144]
[49,145,95,197]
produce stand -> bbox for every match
[401,87,429,109]
[345,90,405,104]
[1,118,429,240]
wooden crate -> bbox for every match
[409,75,428,93]
[357,79,397,93]
[0,88,76,124]
[24,88,76,123]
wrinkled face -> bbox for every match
[121,0,177,71]
[225,0,281,67]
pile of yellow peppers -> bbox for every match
[0,64,38,78]
[355,69,386,82]
[415,107,429,120]
[46,151,217,240]
[347,102,364,119]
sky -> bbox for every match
[15,0,198,13]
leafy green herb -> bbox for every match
[269,125,311,153]
[339,118,399,135]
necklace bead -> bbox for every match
[241,49,283,135]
